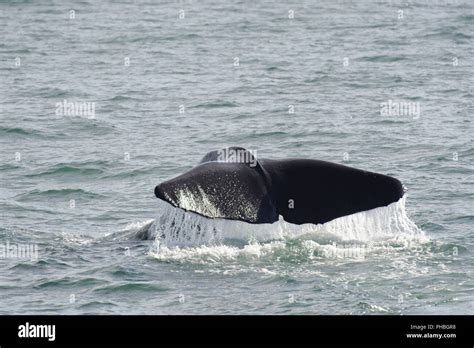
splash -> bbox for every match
[148,196,427,263]
[149,239,378,265]
[150,196,424,246]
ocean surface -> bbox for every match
[0,0,472,314]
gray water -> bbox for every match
[0,0,473,314]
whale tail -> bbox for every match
[154,148,278,223]
[262,158,405,225]
[155,147,405,226]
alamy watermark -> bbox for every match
[380,99,420,119]
[325,243,366,259]
[0,241,38,261]
[18,322,55,342]
[55,99,96,119]
[216,148,258,167]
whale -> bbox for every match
[154,147,405,226]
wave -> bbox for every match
[99,166,158,180]
[107,95,142,102]
[150,196,424,246]
[192,101,240,109]
[357,55,408,63]
[93,282,167,294]
[26,163,105,177]
[35,277,106,289]
[16,188,103,200]
[0,163,21,171]
[148,197,427,264]
[32,87,69,98]
[241,131,289,140]
[422,29,471,41]
[0,126,44,137]
[150,239,384,265]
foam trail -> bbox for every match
[149,239,371,265]
[149,196,426,249]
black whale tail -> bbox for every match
[376,174,405,205]
[154,185,168,204]
[154,147,406,226]
[260,158,405,226]
[154,148,278,223]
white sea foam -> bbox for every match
[149,196,424,245]
[148,196,427,263]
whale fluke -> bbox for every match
[154,147,404,226]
